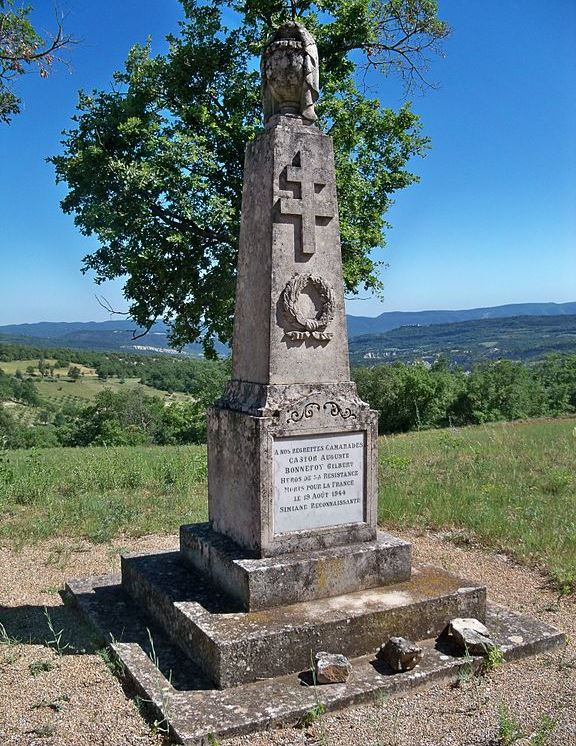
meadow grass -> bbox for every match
[379,418,576,594]
[0,418,574,593]
[0,445,208,545]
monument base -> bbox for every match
[179,522,411,611]
[118,546,485,689]
[64,569,564,746]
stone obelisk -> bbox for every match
[67,26,560,740]
[181,21,411,606]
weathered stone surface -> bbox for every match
[261,22,319,122]
[232,119,350,387]
[445,617,496,655]
[64,574,565,746]
[207,397,379,557]
[315,652,351,683]
[206,41,381,561]
[121,551,485,688]
[204,101,383,560]
[378,636,423,672]
[180,524,411,611]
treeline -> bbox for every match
[0,342,118,368]
[0,369,40,406]
[0,342,230,396]
[1,343,575,449]
[0,344,231,449]
[97,356,231,398]
[353,356,576,433]
[0,387,214,449]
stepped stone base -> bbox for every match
[120,549,485,688]
[64,572,565,746]
[179,523,412,611]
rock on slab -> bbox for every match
[446,617,496,655]
[315,652,352,684]
[378,636,423,672]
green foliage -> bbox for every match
[0,342,230,449]
[536,354,576,415]
[299,702,326,728]
[497,703,524,745]
[2,341,576,451]
[0,367,39,405]
[51,0,448,354]
[483,645,505,671]
[67,388,164,446]
[354,359,463,432]
[64,383,218,447]
[0,0,71,123]
[67,365,82,380]
[354,355,576,433]
[29,659,55,676]
[530,714,557,746]
[450,360,545,425]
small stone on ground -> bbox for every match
[314,652,352,683]
[446,617,496,655]
[378,636,423,671]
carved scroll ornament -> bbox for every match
[286,400,358,424]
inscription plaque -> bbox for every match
[273,431,365,534]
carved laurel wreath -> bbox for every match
[282,273,335,341]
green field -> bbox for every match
[1,355,189,412]
[33,376,187,406]
[379,418,576,593]
[0,418,574,592]
[0,445,208,544]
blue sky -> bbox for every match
[0,0,574,325]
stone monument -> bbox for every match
[65,22,564,744]
[181,21,411,608]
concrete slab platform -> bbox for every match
[121,551,486,687]
[179,523,412,611]
[64,573,565,746]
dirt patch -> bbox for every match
[0,531,574,746]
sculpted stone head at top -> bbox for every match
[260,22,319,124]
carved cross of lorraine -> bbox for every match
[279,158,334,255]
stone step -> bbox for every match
[180,523,412,611]
[121,549,486,688]
[65,570,565,746]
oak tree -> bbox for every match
[51,0,449,355]
[0,0,72,123]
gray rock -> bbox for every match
[314,652,351,684]
[446,617,496,655]
[378,636,423,672]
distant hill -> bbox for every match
[346,301,576,337]
[1,302,575,362]
[349,314,576,367]
[0,320,228,357]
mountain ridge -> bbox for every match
[2,301,575,341]
[345,301,576,337]
[0,301,575,360]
